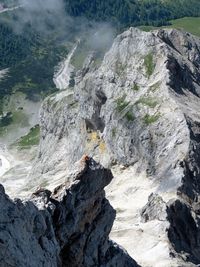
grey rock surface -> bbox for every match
[0,184,59,267]
[27,27,200,266]
[0,158,139,267]
[30,28,200,191]
[167,199,200,265]
[140,193,167,223]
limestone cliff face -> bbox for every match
[0,158,138,267]
[29,28,200,266]
[31,28,200,189]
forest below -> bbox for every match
[0,0,200,104]
[1,0,200,70]
[65,0,200,27]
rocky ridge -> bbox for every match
[26,28,200,267]
[2,27,200,266]
[31,28,200,188]
[0,157,138,267]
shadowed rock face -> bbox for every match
[0,158,139,267]
[167,199,200,265]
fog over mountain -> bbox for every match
[3,0,115,55]
[8,0,70,34]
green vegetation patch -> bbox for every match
[112,127,117,138]
[0,11,68,102]
[132,83,140,91]
[125,110,135,121]
[139,17,200,38]
[138,25,156,32]
[71,40,103,70]
[71,46,88,70]
[115,95,135,122]
[144,53,155,78]
[115,94,130,112]
[65,0,200,28]
[136,97,158,108]
[150,81,161,92]
[168,17,200,37]
[12,110,29,127]
[143,114,160,125]
[16,125,40,149]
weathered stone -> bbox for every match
[0,158,139,267]
[141,193,167,223]
[167,199,200,265]
[27,27,200,266]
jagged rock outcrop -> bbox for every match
[0,157,138,267]
[140,193,167,223]
[30,28,199,188]
[167,199,200,265]
[26,27,200,266]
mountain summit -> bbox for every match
[1,27,200,267]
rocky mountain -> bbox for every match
[0,157,138,267]
[1,26,200,267]
[27,27,200,266]
[31,27,200,189]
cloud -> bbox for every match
[1,0,116,55]
[87,23,116,52]
[6,0,69,35]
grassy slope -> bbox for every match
[139,17,200,37]
[169,17,200,37]
[14,124,40,149]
